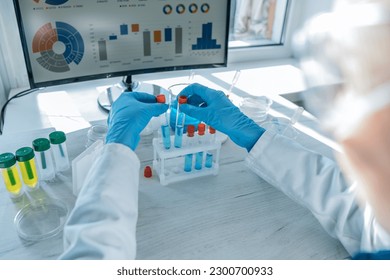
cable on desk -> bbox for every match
[0,88,43,135]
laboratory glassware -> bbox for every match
[184,125,195,172]
[156,94,171,149]
[32,138,55,181]
[49,131,70,172]
[86,124,108,148]
[0,152,23,197]
[239,96,272,123]
[15,147,39,190]
[174,95,187,148]
[205,127,216,168]
[227,70,241,98]
[195,123,206,170]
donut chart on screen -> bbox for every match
[32,22,84,73]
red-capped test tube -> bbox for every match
[174,96,187,148]
[184,125,195,172]
[205,126,216,168]
[157,94,171,149]
[195,123,206,170]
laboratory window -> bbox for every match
[229,0,290,48]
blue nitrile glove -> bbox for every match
[178,83,265,152]
[106,91,168,150]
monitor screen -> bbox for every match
[13,0,230,88]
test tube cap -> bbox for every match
[32,138,51,152]
[187,125,195,137]
[144,166,153,178]
[178,95,188,104]
[198,123,206,135]
[0,153,16,168]
[209,126,216,134]
[49,131,66,145]
[15,147,35,162]
[156,94,166,104]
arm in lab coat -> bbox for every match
[245,130,390,255]
[59,143,139,259]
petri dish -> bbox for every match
[239,96,273,123]
[14,199,68,241]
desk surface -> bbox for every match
[0,60,349,259]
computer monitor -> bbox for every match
[13,0,230,109]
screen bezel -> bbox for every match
[13,0,231,89]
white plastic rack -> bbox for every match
[152,135,221,185]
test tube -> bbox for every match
[195,123,206,170]
[0,153,23,197]
[205,126,216,168]
[174,96,187,148]
[49,131,70,172]
[184,125,195,172]
[156,94,171,149]
[15,147,39,190]
[227,70,241,98]
[32,138,55,181]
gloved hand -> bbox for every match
[106,91,168,150]
[178,83,265,151]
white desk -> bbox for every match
[0,60,349,259]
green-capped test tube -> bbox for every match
[15,147,39,190]
[0,153,23,197]
[49,131,70,172]
[33,138,55,181]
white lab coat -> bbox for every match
[60,143,139,259]
[60,131,390,259]
[246,130,390,256]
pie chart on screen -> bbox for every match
[32,22,84,73]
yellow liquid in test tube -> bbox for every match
[1,166,22,196]
[19,159,38,188]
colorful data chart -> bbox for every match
[32,22,84,73]
[192,23,221,50]
[33,0,69,5]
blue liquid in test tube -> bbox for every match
[161,124,171,149]
[205,153,213,168]
[184,154,193,172]
[195,152,203,170]
[205,126,216,168]
[174,124,184,148]
[157,94,171,149]
[194,123,206,170]
[174,96,187,148]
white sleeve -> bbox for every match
[245,130,390,255]
[59,143,140,260]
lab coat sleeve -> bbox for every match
[245,130,390,255]
[59,143,139,260]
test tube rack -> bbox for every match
[152,135,221,186]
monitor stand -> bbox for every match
[97,75,170,112]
